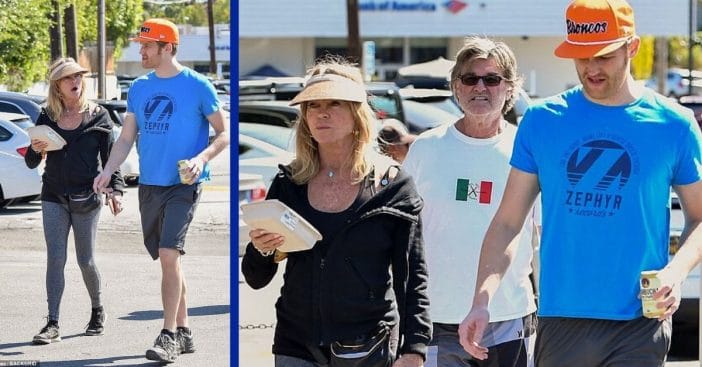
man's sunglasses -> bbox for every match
[458,74,504,87]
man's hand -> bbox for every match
[93,171,112,194]
[392,352,423,367]
[652,267,683,320]
[458,307,490,360]
[180,157,204,185]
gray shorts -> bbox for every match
[535,317,672,367]
[425,315,536,367]
[138,183,202,260]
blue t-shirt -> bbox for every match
[511,86,702,320]
[127,67,220,186]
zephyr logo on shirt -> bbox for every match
[455,178,492,204]
[142,94,175,135]
[566,20,608,35]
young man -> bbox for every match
[404,36,538,367]
[93,18,229,363]
[459,1,702,366]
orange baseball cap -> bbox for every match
[554,0,635,59]
[130,18,179,44]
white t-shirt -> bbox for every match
[403,122,537,324]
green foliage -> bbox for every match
[143,0,230,26]
[74,0,143,60]
[0,0,141,91]
[0,0,52,90]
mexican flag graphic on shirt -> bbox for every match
[455,178,493,204]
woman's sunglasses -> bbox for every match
[458,74,504,87]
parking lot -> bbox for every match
[0,144,230,366]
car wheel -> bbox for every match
[0,187,8,209]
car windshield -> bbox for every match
[239,123,293,151]
[368,94,402,120]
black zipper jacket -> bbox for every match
[242,165,431,362]
[24,105,124,203]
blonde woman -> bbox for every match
[25,58,124,344]
[242,57,431,367]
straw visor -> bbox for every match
[554,0,635,59]
[289,73,367,106]
[49,60,89,81]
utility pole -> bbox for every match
[207,0,216,75]
[64,3,79,60]
[688,0,697,96]
[97,0,106,99]
[49,0,64,61]
[346,0,362,64]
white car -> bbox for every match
[111,126,140,186]
[669,208,699,333]
[645,68,702,98]
[239,133,294,188]
[238,173,267,256]
[0,116,41,208]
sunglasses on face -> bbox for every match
[458,74,504,87]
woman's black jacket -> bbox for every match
[24,106,125,203]
[242,165,431,362]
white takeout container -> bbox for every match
[240,199,322,252]
[27,125,67,151]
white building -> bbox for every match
[240,0,689,97]
[118,23,231,78]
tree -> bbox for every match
[0,0,142,91]
[0,0,52,90]
[143,0,230,26]
[74,0,143,60]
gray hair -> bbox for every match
[450,36,523,114]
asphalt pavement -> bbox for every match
[0,147,231,367]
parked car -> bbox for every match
[239,78,407,128]
[239,100,300,128]
[239,133,294,189]
[678,95,702,129]
[212,79,231,95]
[239,77,306,101]
[366,82,406,123]
[1,112,35,131]
[0,114,42,208]
[399,88,462,116]
[668,207,700,356]
[399,87,532,126]
[0,91,45,123]
[239,122,294,152]
[645,68,702,98]
[401,99,458,133]
[117,74,137,100]
[238,173,267,256]
[94,99,127,126]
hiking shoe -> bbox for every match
[85,306,105,336]
[33,320,60,345]
[176,327,196,354]
[145,331,178,363]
